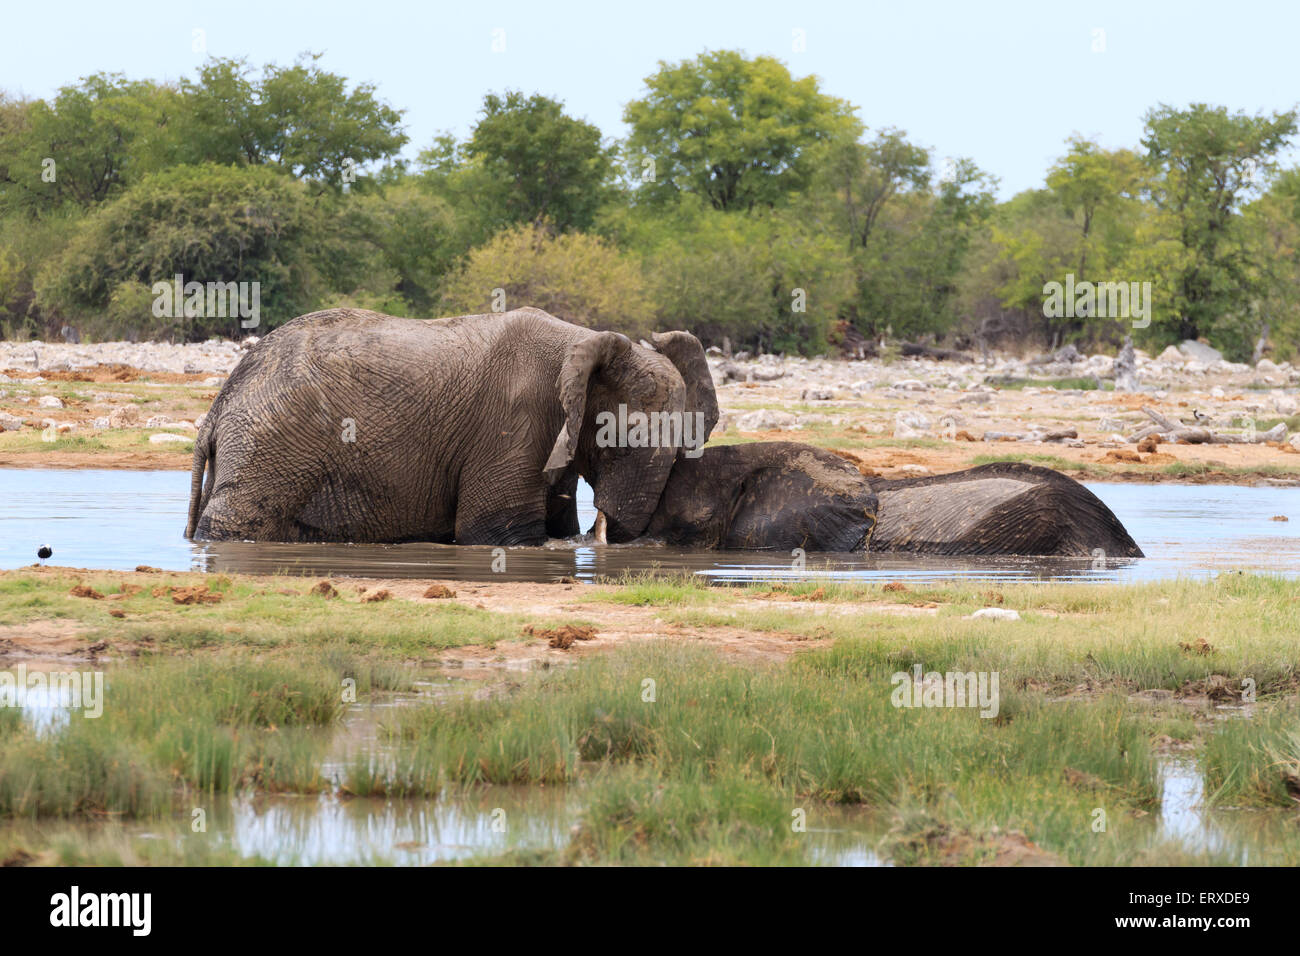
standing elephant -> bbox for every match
[187,307,717,545]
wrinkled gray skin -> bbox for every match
[187,307,718,545]
[866,462,1143,557]
[646,445,1142,557]
[644,443,878,551]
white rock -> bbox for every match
[145,415,172,427]
[1179,340,1223,363]
[969,608,1021,621]
[148,432,194,445]
[38,395,63,408]
[107,405,142,428]
[893,411,931,439]
[735,409,799,431]
[894,464,932,477]
[0,412,24,431]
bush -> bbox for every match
[439,223,655,334]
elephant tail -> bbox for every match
[185,431,215,539]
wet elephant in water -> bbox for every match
[644,443,1142,557]
[187,307,717,545]
[644,443,878,551]
[866,462,1143,557]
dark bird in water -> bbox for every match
[37,545,52,565]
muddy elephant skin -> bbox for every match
[645,442,878,551]
[866,462,1144,557]
[187,307,717,545]
[646,445,1142,557]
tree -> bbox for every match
[176,54,407,189]
[1046,137,1146,281]
[605,198,852,352]
[624,51,856,210]
[36,164,316,339]
[1141,103,1297,347]
[464,91,613,231]
[0,74,176,215]
[818,128,930,251]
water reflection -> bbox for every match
[3,468,1298,584]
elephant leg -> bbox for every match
[454,475,549,545]
[196,480,304,542]
[545,470,580,539]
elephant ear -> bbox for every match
[544,331,631,483]
[650,331,719,452]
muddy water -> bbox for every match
[2,468,1297,583]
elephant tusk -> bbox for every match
[593,511,608,545]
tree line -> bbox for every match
[1,50,1297,362]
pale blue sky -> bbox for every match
[3,0,1297,197]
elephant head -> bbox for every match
[646,442,878,551]
[544,328,718,543]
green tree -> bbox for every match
[1141,103,1297,350]
[624,51,856,211]
[463,91,613,231]
[36,164,316,339]
[176,54,407,188]
[0,74,176,215]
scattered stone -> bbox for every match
[1178,340,1224,364]
[800,388,834,401]
[894,464,932,477]
[0,412,23,431]
[107,405,141,428]
[148,433,193,445]
[893,411,930,438]
[37,395,63,408]
[735,409,799,431]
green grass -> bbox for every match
[0,570,545,656]
[0,657,346,818]
[985,376,1108,391]
[1203,703,1300,807]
